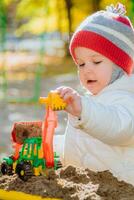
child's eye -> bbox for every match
[93,61,102,65]
[79,63,85,67]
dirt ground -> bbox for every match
[0,165,134,200]
[12,122,42,143]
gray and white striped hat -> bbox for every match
[70,3,134,74]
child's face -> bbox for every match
[74,47,114,95]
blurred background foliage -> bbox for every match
[2,0,134,36]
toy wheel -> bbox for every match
[16,161,33,181]
[1,162,13,175]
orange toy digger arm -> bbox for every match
[42,107,57,167]
[39,92,66,168]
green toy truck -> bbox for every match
[1,137,62,181]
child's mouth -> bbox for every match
[87,80,97,84]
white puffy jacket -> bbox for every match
[55,74,134,186]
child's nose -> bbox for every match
[84,62,94,72]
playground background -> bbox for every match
[0,0,134,158]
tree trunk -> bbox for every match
[64,0,73,56]
[92,0,101,12]
[64,0,73,41]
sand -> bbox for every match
[0,165,134,200]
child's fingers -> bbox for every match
[62,91,74,103]
[55,86,65,92]
[52,87,75,102]
[53,86,67,94]
[62,90,79,105]
[59,87,74,98]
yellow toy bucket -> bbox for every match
[0,189,61,200]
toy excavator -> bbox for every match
[0,92,67,181]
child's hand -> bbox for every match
[55,86,82,118]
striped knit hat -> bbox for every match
[69,3,134,74]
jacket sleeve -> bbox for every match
[68,95,134,146]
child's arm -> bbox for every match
[56,86,134,146]
[69,94,134,146]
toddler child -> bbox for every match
[54,3,134,185]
